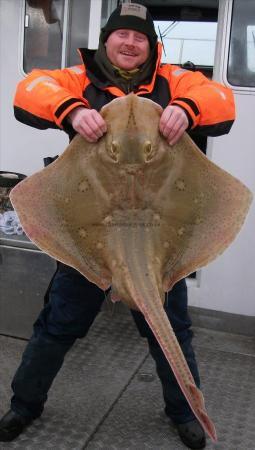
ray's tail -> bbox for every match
[127,275,217,442]
[110,225,217,442]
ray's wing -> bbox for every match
[154,133,253,291]
[10,134,112,290]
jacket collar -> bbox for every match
[78,43,163,94]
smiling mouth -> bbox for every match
[120,52,137,57]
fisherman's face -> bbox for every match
[105,29,150,70]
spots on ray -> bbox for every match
[119,169,126,177]
[193,192,206,206]
[78,227,87,238]
[210,182,218,192]
[195,216,203,225]
[54,192,62,200]
[153,213,161,222]
[78,178,90,193]
[103,215,113,225]
[175,179,186,191]
[177,226,185,236]
[154,256,161,265]
[60,218,67,227]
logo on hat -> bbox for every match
[120,3,147,20]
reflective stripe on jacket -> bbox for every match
[13,43,235,139]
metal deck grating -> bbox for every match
[0,310,254,449]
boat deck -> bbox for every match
[0,308,255,450]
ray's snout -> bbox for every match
[107,138,154,164]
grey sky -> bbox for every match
[154,21,217,65]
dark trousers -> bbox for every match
[11,264,200,424]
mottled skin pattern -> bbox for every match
[10,94,252,442]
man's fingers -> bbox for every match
[162,115,180,140]
[168,123,187,145]
[159,105,189,145]
[68,107,107,142]
[91,110,107,134]
[83,117,103,140]
[79,121,102,141]
[159,107,174,134]
[82,110,106,140]
[165,115,185,143]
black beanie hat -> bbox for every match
[101,3,158,48]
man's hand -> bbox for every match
[68,107,107,142]
[159,105,189,146]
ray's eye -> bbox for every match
[109,140,119,162]
[144,140,153,161]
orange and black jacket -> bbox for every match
[14,43,235,141]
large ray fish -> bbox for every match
[10,94,252,442]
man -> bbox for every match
[0,3,235,449]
